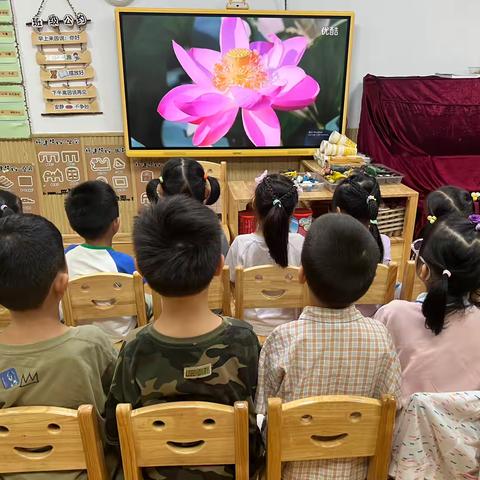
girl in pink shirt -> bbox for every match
[375,214,480,407]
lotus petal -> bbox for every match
[193,107,239,146]
[220,17,250,54]
[242,106,280,146]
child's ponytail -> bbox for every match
[255,174,298,268]
[146,178,161,204]
[422,270,450,335]
[333,174,384,263]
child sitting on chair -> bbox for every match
[65,180,148,339]
[146,157,229,256]
[225,173,303,336]
[0,214,116,480]
[105,195,262,479]
[255,213,401,480]
[332,172,391,264]
[375,214,480,408]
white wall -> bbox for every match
[12,0,480,133]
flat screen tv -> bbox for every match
[116,8,354,157]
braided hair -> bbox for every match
[332,172,384,263]
[0,189,22,218]
[146,158,221,206]
[254,174,298,267]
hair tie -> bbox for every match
[272,199,282,208]
[0,205,7,212]
[468,214,480,231]
[471,192,480,202]
[442,269,452,278]
[159,176,163,184]
[369,219,378,225]
[427,215,437,224]
[366,195,377,204]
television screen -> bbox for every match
[117,9,353,157]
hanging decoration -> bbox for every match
[28,0,101,115]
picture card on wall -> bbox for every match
[0,163,40,214]
[34,137,85,194]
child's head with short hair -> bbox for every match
[254,174,298,268]
[65,181,119,242]
[0,214,67,311]
[301,213,379,308]
[418,214,480,335]
[134,194,222,297]
[426,186,474,220]
[0,189,22,217]
[146,158,221,206]
[332,172,384,263]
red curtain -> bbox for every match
[357,75,480,223]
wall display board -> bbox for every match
[0,0,30,138]
[29,1,101,115]
[0,163,40,213]
[84,145,133,201]
[131,159,162,207]
[34,136,85,194]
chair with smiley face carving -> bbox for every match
[266,395,396,480]
[0,405,108,479]
[116,401,249,480]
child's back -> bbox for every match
[226,174,303,336]
[256,214,401,480]
[65,181,138,338]
[0,214,117,480]
[106,195,261,479]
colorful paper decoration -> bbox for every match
[0,0,30,139]
[29,0,100,115]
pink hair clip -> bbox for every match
[442,269,452,278]
[255,170,268,185]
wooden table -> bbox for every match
[227,169,418,277]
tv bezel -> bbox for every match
[115,8,355,158]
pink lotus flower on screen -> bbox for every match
[158,17,320,147]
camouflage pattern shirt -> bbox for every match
[105,317,262,479]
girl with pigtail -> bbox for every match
[375,214,480,407]
[332,173,390,264]
[145,158,229,256]
[0,190,22,218]
[225,173,303,336]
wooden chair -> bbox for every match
[199,160,230,243]
[400,260,426,301]
[267,395,396,480]
[357,263,398,305]
[0,305,10,331]
[0,405,107,479]
[116,401,249,480]
[62,272,148,327]
[235,265,308,320]
[152,266,231,318]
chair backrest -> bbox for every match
[235,265,307,320]
[357,263,398,305]
[116,401,249,480]
[0,405,107,479]
[62,272,147,327]
[199,161,227,224]
[0,305,10,330]
[400,260,425,301]
[152,266,231,318]
[267,395,396,480]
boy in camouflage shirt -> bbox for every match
[105,195,262,479]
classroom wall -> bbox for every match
[13,0,480,132]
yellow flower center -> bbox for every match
[213,48,268,91]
